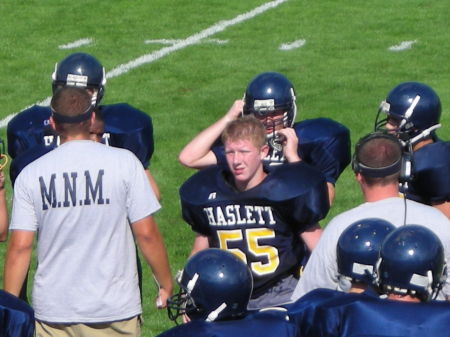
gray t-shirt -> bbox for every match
[11,140,160,323]
[291,197,450,301]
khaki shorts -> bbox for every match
[36,316,141,337]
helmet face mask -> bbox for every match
[166,249,253,324]
[167,281,202,323]
[374,82,442,145]
[243,72,297,140]
[52,53,106,106]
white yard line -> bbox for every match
[279,39,306,51]
[388,40,417,52]
[0,0,288,129]
[144,38,228,45]
[58,38,93,49]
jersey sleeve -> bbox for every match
[10,169,40,231]
[266,163,330,231]
[124,151,160,222]
[179,167,219,236]
[411,142,450,203]
[101,104,154,168]
[295,118,351,184]
[7,106,53,159]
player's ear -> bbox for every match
[355,172,364,184]
[260,144,269,158]
[49,116,57,131]
[90,111,96,125]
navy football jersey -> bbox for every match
[288,288,450,337]
[7,103,154,182]
[212,118,351,184]
[157,308,296,337]
[179,162,329,297]
[7,105,55,159]
[404,141,450,204]
[99,103,154,168]
[0,290,35,337]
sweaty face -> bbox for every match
[224,139,267,191]
[254,110,286,134]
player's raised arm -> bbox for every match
[178,100,243,169]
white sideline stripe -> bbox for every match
[144,38,229,45]
[107,0,288,79]
[388,40,417,51]
[279,39,306,51]
[58,38,93,49]
[0,0,288,129]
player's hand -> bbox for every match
[182,314,191,324]
[0,170,5,190]
[277,128,301,163]
[155,287,171,309]
[224,100,244,122]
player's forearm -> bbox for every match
[178,119,226,168]
[190,234,210,256]
[0,189,9,242]
[134,218,173,294]
[300,224,323,251]
[3,237,33,296]
[178,101,242,168]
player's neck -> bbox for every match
[234,170,267,192]
[387,293,421,303]
[412,138,433,151]
[59,132,91,144]
[362,184,399,202]
[349,284,366,294]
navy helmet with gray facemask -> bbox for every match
[374,82,441,146]
[167,249,253,324]
[243,72,297,150]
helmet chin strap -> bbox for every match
[407,124,442,146]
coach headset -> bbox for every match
[352,131,412,184]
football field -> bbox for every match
[1,0,449,335]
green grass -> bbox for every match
[0,0,449,335]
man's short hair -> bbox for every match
[51,87,93,124]
[221,116,266,148]
[353,132,402,185]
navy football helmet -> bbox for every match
[167,249,253,323]
[377,225,446,301]
[337,218,395,286]
[374,82,441,145]
[52,52,106,106]
[243,72,297,130]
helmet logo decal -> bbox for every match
[66,74,88,87]
[254,99,275,111]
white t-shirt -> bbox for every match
[291,197,450,301]
[11,140,160,323]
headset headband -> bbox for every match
[352,132,403,177]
